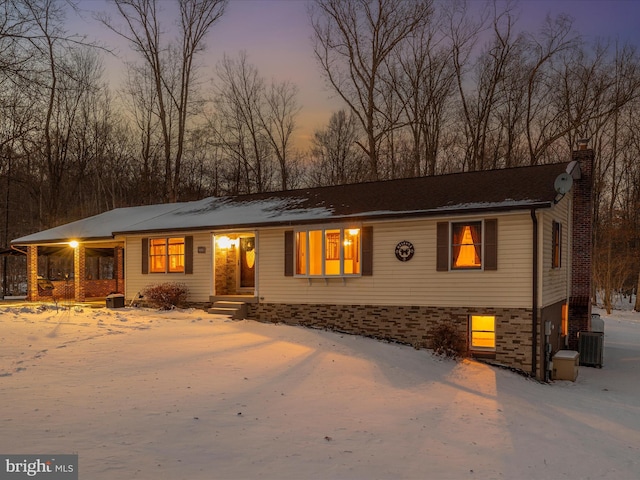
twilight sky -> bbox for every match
[71,0,640,149]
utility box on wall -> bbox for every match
[552,350,579,381]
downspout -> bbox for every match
[530,208,538,379]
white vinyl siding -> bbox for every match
[124,232,212,302]
[258,212,535,309]
[541,193,572,307]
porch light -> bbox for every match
[69,240,79,248]
[216,236,234,249]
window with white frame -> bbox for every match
[452,221,482,269]
[295,227,361,276]
[437,219,497,272]
[469,315,496,351]
[149,237,185,273]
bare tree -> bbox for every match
[210,52,301,194]
[259,80,300,190]
[447,0,523,171]
[308,109,365,186]
[521,13,578,164]
[10,0,106,227]
[0,0,37,86]
[211,52,271,194]
[310,0,433,180]
[99,0,227,202]
[391,11,455,176]
[121,63,164,205]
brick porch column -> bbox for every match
[115,246,124,294]
[568,142,594,350]
[26,246,39,301]
[74,244,86,302]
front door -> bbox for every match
[238,236,256,291]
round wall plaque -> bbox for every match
[395,241,415,262]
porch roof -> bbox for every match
[12,161,575,245]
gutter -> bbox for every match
[530,208,538,379]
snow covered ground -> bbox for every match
[0,303,639,479]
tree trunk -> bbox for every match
[634,271,640,312]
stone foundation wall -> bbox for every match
[249,303,534,375]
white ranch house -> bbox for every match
[12,147,595,380]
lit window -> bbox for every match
[343,229,361,274]
[295,232,307,275]
[552,221,562,268]
[561,303,568,336]
[295,227,361,277]
[149,237,185,273]
[470,315,496,350]
[452,222,482,268]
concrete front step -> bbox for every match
[207,301,247,319]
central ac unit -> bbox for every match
[578,332,604,368]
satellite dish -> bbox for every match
[554,173,573,195]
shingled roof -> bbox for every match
[13,162,575,244]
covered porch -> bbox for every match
[25,242,124,303]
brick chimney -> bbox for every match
[568,140,594,349]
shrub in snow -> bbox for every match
[430,323,466,358]
[141,283,189,310]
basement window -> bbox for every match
[469,315,496,351]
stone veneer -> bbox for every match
[250,303,534,374]
[214,236,239,295]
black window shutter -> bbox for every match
[436,222,449,271]
[361,226,373,276]
[141,238,149,274]
[284,230,294,276]
[484,219,498,270]
[184,236,194,274]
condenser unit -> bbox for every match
[578,332,604,368]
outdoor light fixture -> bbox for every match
[216,236,236,249]
[69,240,79,248]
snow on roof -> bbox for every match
[12,162,571,245]
[11,197,335,244]
[12,202,188,244]
[114,197,336,233]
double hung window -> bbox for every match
[452,222,482,268]
[149,237,185,273]
[295,227,361,276]
[437,219,497,271]
[469,315,496,351]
